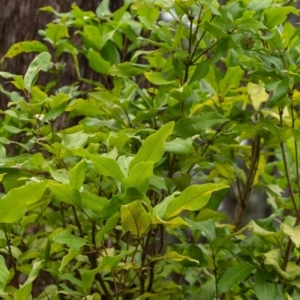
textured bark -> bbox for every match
[0,0,123,108]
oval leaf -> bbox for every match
[165,183,228,219]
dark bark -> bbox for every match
[0,0,123,109]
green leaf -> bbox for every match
[82,266,101,293]
[58,248,81,273]
[173,113,228,138]
[0,181,48,223]
[87,49,110,75]
[165,183,228,219]
[255,271,276,300]
[219,66,244,95]
[248,82,269,111]
[81,192,108,214]
[165,137,194,155]
[69,160,86,189]
[99,251,130,271]
[96,213,120,244]
[50,183,81,207]
[247,0,272,11]
[281,223,300,248]
[53,230,87,249]
[151,213,190,229]
[0,255,9,294]
[151,251,199,264]
[218,263,255,294]
[144,71,176,85]
[129,122,174,171]
[266,78,290,107]
[190,37,230,83]
[90,155,125,181]
[24,52,51,91]
[264,7,298,29]
[5,41,48,58]
[109,62,145,77]
[23,260,44,285]
[121,200,151,236]
[14,283,32,300]
[199,278,215,300]
[247,220,284,245]
[122,161,153,194]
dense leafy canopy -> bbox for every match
[0,0,300,299]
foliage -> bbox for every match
[0,0,300,299]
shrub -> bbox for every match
[0,0,300,299]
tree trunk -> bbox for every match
[0,0,123,108]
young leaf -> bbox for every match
[121,200,151,236]
[69,160,86,189]
[24,52,51,91]
[165,184,228,219]
[122,161,153,194]
[53,230,87,249]
[129,122,174,171]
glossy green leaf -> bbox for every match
[165,184,228,219]
[121,200,151,236]
[0,181,48,223]
[69,160,86,189]
[58,248,81,273]
[50,183,81,207]
[0,255,9,294]
[24,52,51,91]
[53,230,87,249]
[198,278,215,300]
[122,161,153,194]
[173,113,228,138]
[129,122,174,171]
[218,263,255,294]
